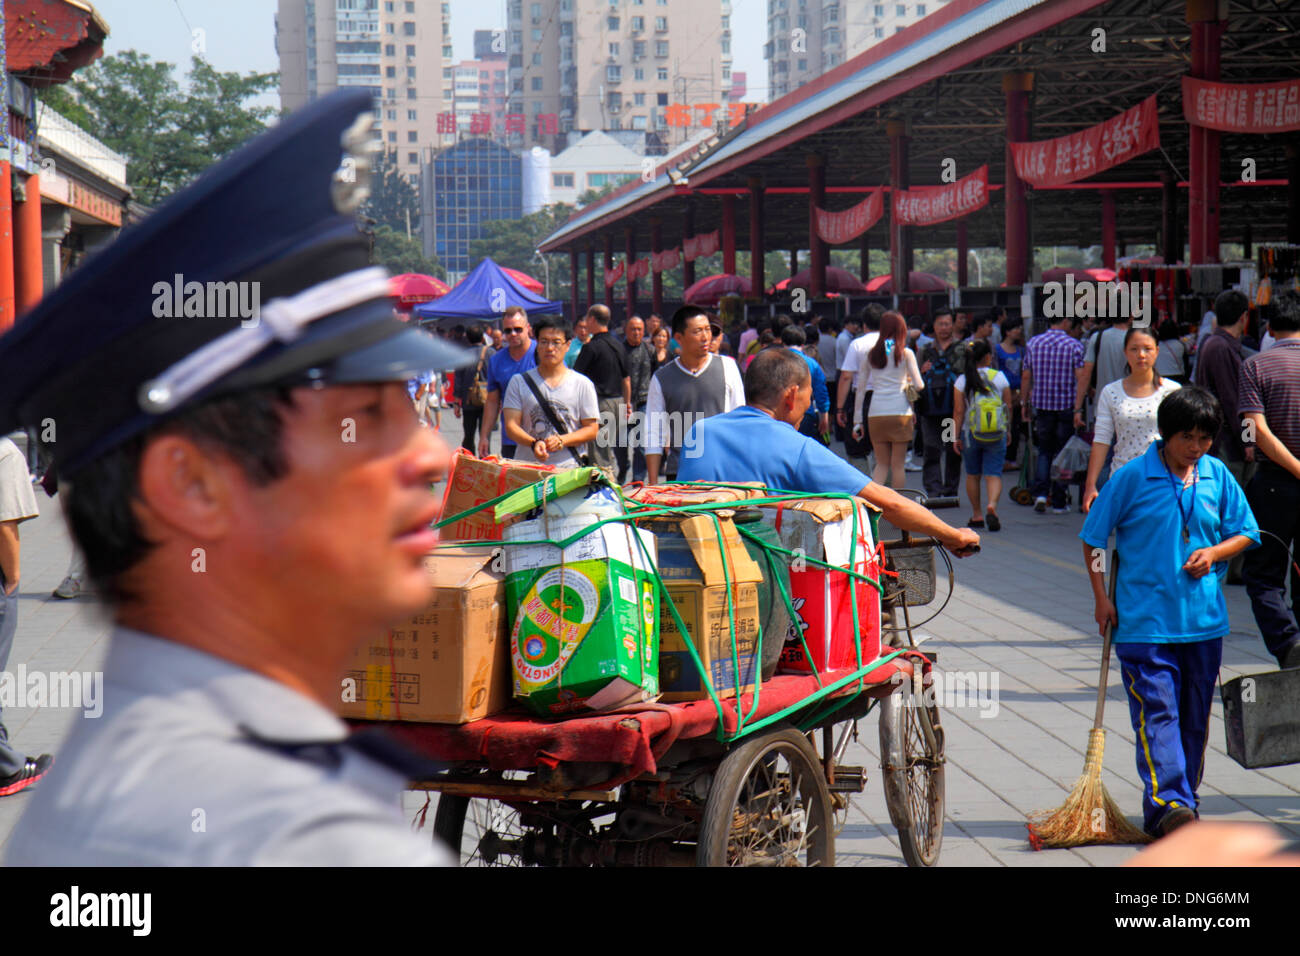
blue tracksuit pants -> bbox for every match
[1114,639,1222,835]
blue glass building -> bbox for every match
[425,138,521,283]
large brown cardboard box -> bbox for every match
[437,451,557,542]
[642,514,765,703]
[339,548,510,723]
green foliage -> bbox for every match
[371,225,445,279]
[469,203,577,299]
[37,51,277,206]
[363,151,421,235]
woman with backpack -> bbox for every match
[1081,326,1182,513]
[852,310,923,489]
[953,340,1013,530]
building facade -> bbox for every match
[766,0,947,100]
[276,0,453,183]
[505,0,731,152]
[421,138,522,282]
[547,130,643,207]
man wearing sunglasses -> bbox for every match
[478,306,537,459]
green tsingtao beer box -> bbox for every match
[502,483,659,717]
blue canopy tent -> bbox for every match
[413,257,563,324]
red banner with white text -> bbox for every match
[1182,76,1300,133]
[892,166,988,226]
[604,260,625,288]
[651,248,681,272]
[816,189,884,244]
[683,231,719,262]
[1010,95,1160,187]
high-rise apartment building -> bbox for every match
[276,0,455,182]
[505,0,731,152]
[766,0,947,100]
[449,58,509,137]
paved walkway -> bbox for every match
[2,432,1297,866]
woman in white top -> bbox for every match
[1082,326,1181,513]
[853,310,923,489]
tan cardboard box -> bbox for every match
[648,514,765,703]
[339,548,510,724]
[437,451,557,542]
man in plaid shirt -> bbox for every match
[1021,314,1085,512]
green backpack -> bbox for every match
[965,368,1007,444]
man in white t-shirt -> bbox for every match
[503,316,600,467]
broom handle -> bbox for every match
[1091,549,1119,731]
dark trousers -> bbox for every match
[460,406,483,454]
[1006,402,1024,462]
[1115,639,1221,834]
[920,414,961,497]
[842,389,870,458]
[615,403,647,483]
[1032,409,1075,508]
[1242,463,1300,664]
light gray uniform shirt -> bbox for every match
[3,628,452,866]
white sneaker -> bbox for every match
[1033,496,1047,513]
[52,576,85,600]
[904,453,923,473]
[1050,506,1070,515]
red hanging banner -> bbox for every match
[683,231,719,261]
[1182,76,1300,133]
[626,258,651,281]
[815,189,884,245]
[892,165,988,227]
[1009,95,1159,188]
[604,260,625,288]
[651,248,681,272]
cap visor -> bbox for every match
[328,326,477,382]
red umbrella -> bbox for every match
[1040,266,1117,284]
[782,265,867,295]
[864,271,952,293]
[501,267,545,294]
[684,273,753,306]
[389,273,450,309]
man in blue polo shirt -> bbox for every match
[678,348,980,556]
[478,305,537,458]
[1079,386,1258,838]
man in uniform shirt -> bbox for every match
[572,304,630,474]
[0,92,469,865]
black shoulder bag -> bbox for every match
[521,370,592,467]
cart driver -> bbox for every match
[678,348,980,557]
[0,92,467,866]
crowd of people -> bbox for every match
[400,287,1300,843]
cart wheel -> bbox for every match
[433,779,536,867]
[697,728,834,867]
[878,673,946,867]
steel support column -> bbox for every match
[1003,73,1033,287]
[14,173,42,316]
[748,176,765,298]
[722,194,736,277]
[625,226,637,319]
[887,119,911,295]
[586,245,596,311]
[683,199,696,289]
[859,229,870,283]
[956,220,968,288]
[651,217,664,317]
[1101,190,1116,271]
[1187,0,1224,264]
[807,154,825,298]
[1287,140,1300,244]
[1161,170,1179,263]
[570,247,580,321]
[604,233,614,310]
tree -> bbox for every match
[363,151,421,236]
[371,225,445,279]
[469,203,577,299]
[39,52,277,206]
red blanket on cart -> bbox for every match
[379,660,913,783]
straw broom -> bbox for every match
[1027,550,1151,848]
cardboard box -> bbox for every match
[623,482,767,509]
[503,483,660,717]
[438,451,557,542]
[757,498,882,674]
[644,514,765,703]
[339,548,511,724]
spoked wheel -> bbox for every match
[878,667,946,866]
[433,773,538,867]
[697,728,834,867]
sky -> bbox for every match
[87,0,769,105]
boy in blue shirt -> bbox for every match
[1079,386,1259,838]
